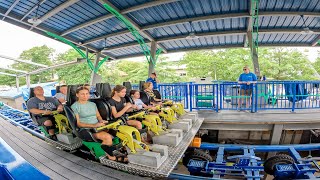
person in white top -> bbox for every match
[130,90,157,111]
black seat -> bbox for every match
[99,83,112,100]
[64,85,99,142]
[140,91,151,105]
[66,85,79,107]
[123,82,134,104]
[27,88,39,125]
[90,98,114,122]
[95,83,102,97]
[56,86,61,94]
[139,81,145,91]
[153,89,161,99]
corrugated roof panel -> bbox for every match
[38,23,64,34]
[46,0,107,32]
[28,0,65,20]
[259,16,319,29]
[127,0,248,26]
[161,34,244,50]
[260,0,320,11]
[0,0,14,10]
[259,33,317,44]
[11,0,37,16]
[108,0,152,11]
[110,46,143,57]
[88,34,139,49]
[70,17,127,41]
[147,17,247,38]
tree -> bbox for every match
[55,49,94,84]
[180,48,316,81]
[180,49,252,81]
[12,45,54,84]
[259,48,317,80]
[312,50,320,77]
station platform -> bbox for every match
[0,118,146,180]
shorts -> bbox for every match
[35,115,55,126]
[240,89,252,96]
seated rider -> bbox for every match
[108,85,142,130]
[71,86,123,162]
[130,90,156,111]
[27,86,63,140]
[144,82,162,105]
[54,85,67,104]
[83,83,97,98]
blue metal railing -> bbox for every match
[158,83,189,109]
[189,83,218,112]
[154,81,320,112]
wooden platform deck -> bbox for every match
[0,118,147,180]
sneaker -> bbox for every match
[49,134,58,141]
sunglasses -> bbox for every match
[243,69,247,71]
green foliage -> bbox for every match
[259,48,317,80]
[0,45,55,85]
[180,49,251,81]
[312,51,320,76]
[0,46,317,87]
[100,56,187,85]
[54,49,92,84]
[180,48,316,81]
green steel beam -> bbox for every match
[103,3,162,66]
[46,31,109,73]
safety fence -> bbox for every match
[155,81,320,112]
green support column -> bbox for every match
[148,41,156,76]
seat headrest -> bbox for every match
[139,81,145,91]
[66,85,79,106]
[123,82,132,95]
[140,91,150,105]
[56,86,61,93]
[100,83,112,99]
[90,99,113,121]
[95,83,102,97]
[153,89,161,99]
[29,88,35,99]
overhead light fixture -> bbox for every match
[28,3,42,25]
[102,38,108,51]
[300,15,314,34]
[186,21,199,39]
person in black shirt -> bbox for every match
[109,85,141,129]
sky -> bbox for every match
[0,20,318,69]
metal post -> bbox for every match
[89,53,100,86]
[26,74,30,88]
[148,41,156,76]
[267,124,284,158]
[247,0,260,77]
[16,76,19,92]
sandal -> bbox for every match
[115,156,129,163]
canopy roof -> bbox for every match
[0,0,319,60]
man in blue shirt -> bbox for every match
[238,66,257,111]
[146,72,159,90]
